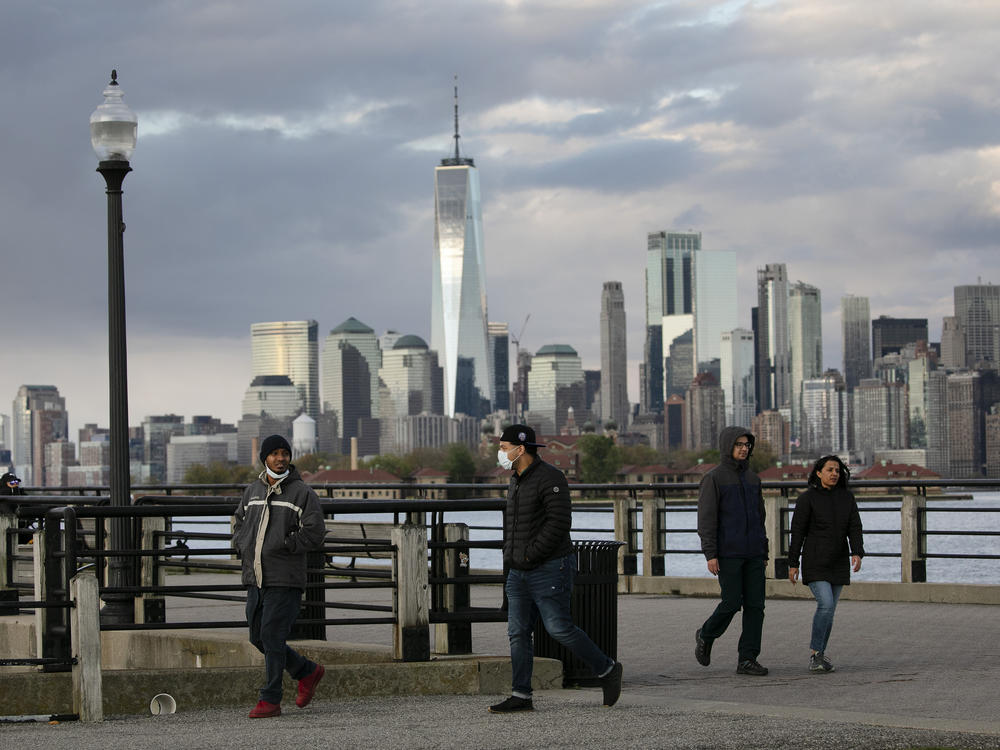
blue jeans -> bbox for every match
[246,586,316,703]
[807,581,843,653]
[505,554,614,698]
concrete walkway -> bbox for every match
[2,581,998,749]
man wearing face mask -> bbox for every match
[233,434,327,718]
[488,424,623,714]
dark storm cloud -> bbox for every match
[2,0,1000,427]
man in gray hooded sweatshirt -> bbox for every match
[233,434,327,717]
[694,426,769,676]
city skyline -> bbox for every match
[2,1,999,430]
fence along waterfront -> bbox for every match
[1,479,997,676]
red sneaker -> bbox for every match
[248,699,281,718]
[296,664,325,708]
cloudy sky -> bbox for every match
[2,0,998,434]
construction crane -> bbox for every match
[510,314,530,420]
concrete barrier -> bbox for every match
[626,575,1000,604]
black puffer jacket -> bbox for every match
[503,457,573,570]
[787,486,864,585]
[697,426,768,560]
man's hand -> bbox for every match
[788,567,799,583]
[851,555,862,572]
[706,558,719,576]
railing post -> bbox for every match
[392,523,429,661]
[136,516,166,624]
[434,523,471,655]
[0,507,17,610]
[613,497,637,584]
[42,509,72,672]
[642,498,665,576]
[71,569,103,722]
[763,495,787,579]
[901,495,927,582]
[33,528,46,660]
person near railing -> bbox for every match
[488,424,624,715]
[0,472,32,544]
[787,454,864,674]
[233,434,327,719]
[695,427,770,677]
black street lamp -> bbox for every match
[90,70,137,625]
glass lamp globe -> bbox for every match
[90,70,137,162]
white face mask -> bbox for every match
[265,466,290,481]
[497,447,518,471]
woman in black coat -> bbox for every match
[787,455,864,673]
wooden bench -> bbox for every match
[323,520,396,574]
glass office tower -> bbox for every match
[250,320,319,418]
[431,91,492,417]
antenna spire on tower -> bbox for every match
[453,74,461,160]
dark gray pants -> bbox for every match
[246,585,315,703]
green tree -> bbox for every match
[362,453,417,479]
[183,462,257,486]
[578,434,622,483]
[293,452,334,474]
[618,443,664,467]
[749,442,778,473]
[443,443,476,484]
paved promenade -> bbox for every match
[2,586,999,749]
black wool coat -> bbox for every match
[787,486,864,586]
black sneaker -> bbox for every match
[488,696,533,714]
[600,662,623,707]
[736,658,769,676]
[809,652,835,673]
[695,628,712,666]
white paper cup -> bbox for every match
[149,693,177,715]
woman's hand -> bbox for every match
[788,567,799,584]
[851,555,862,572]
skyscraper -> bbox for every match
[756,263,790,413]
[947,370,1000,477]
[600,281,629,429]
[841,295,872,390]
[685,372,725,451]
[644,230,700,413]
[487,322,510,412]
[954,283,1000,368]
[939,316,965,370]
[322,317,381,421]
[871,316,929,358]
[720,329,755,427]
[789,281,822,442]
[322,317,380,454]
[852,379,908,463]
[379,335,442,419]
[800,371,849,455]
[526,344,586,435]
[11,385,68,485]
[431,86,492,418]
[250,320,319,418]
[692,250,738,372]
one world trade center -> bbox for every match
[431,84,493,417]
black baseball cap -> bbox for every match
[498,424,546,448]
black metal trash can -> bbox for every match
[533,540,623,687]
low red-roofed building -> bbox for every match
[678,463,718,484]
[304,468,402,499]
[855,462,941,480]
[412,467,449,499]
[758,463,812,482]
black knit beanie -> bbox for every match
[259,434,292,465]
